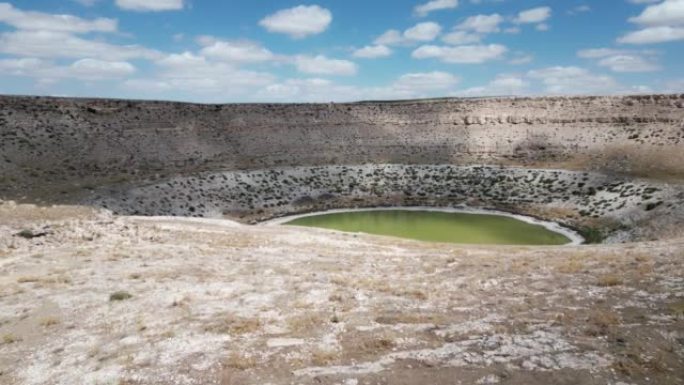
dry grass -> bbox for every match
[39,317,60,327]
[599,144,684,180]
[668,301,684,318]
[224,352,257,370]
[2,333,19,344]
[556,258,585,274]
[17,276,41,283]
[596,274,623,287]
[286,313,325,335]
[310,348,339,366]
[375,312,446,325]
[359,337,396,353]
[205,315,262,335]
[585,309,620,336]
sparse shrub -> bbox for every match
[109,291,133,301]
[585,309,620,336]
[578,226,604,244]
[2,333,19,344]
[39,317,59,327]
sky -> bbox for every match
[0,0,683,103]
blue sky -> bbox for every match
[0,0,682,102]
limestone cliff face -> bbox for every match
[1,94,683,200]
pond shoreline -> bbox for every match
[259,206,585,246]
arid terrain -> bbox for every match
[1,94,683,384]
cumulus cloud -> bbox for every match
[293,55,357,76]
[412,44,507,63]
[577,48,660,72]
[198,38,276,63]
[441,31,481,45]
[259,5,332,38]
[374,22,442,46]
[597,54,659,72]
[404,22,443,41]
[393,71,459,91]
[619,0,684,44]
[374,29,404,45]
[0,30,160,60]
[456,14,504,33]
[527,66,619,94]
[514,6,552,24]
[116,0,184,12]
[124,51,275,98]
[456,74,529,97]
[619,25,684,44]
[353,45,392,58]
[0,2,117,33]
[0,57,135,81]
[628,0,684,26]
[577,48,628,58]
[258,71,459,103]
[414,0,459,17]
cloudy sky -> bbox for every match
[0,0,683,102]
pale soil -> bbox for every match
[0,202,683,385]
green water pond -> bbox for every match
[284,210,572,245]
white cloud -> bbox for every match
[514,6,552,24]
[259,5,332,39]
[124,51,275,98]
[375,22,442,46]
[456,14,503,33]
[597,54,660,72]
[257,72,459,103]
[198,38,275,63]
[412,44,507,63]
[442,31,481,45]
[509,54,533,65]
[0,2,117,33]
[627,0,660,4]
[618,25,684,43]
[577,48,660,73]
[456,74,529,96]
[414,0,459,17]
[568,5,591,15]
[393,71,459,91]
[0,57,135,81]
[115,0,184,12]
[577,48,627,58]
[628,0,684,26]
[374,29,404,45]
[527,66,619,94]
[0,30,160,60]
[353,45,392,58]
[294,55,357,76]
[619,0,684,44]
[404,22,442,41]
[69,58,136,79]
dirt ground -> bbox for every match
[0,201,682,385]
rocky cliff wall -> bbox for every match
[1,94,683,201]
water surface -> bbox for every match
[285,210,571,245]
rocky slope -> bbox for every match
[1,94,683,199]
